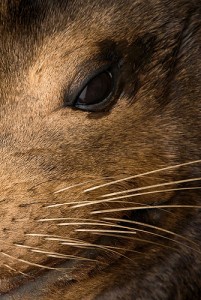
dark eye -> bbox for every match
[74,70,114,111]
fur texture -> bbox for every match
[0,1,201,299]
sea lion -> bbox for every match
[0,0,201,299]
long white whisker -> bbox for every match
[26,233,181,253]
[0,252,62,270]
[3,263,30,277]
[84,160,201,192]
[76,229,201,255]
[103,218,200,247]
[26,233,61,238]
[100,177,201,198]
[89,232,180,251]
[14,243,98,262]
[91,204,201,215]
[46,201,92,209]
[94,200,172,214]
[37,217,106,223]
[54,178,112,194]
[46,238,87,243]
[58,221,124,228]
[26,234,93,245]
[72,187,201,208]
[60,242,141,262]
[26,235,136,262]
[73,222,200,253]
[30,249,99,262]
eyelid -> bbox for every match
[64,62,113,108]
[74,69,116,112]
[73,64,113,105]
[63,54,122,112]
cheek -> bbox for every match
[14,108,169,176]
[29,101,179,189]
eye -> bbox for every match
[74,70,114,111]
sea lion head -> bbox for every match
[0,1,201,299]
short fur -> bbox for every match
[0,1,201,299]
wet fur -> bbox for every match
[0,0,201,299]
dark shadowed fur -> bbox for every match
[0,0,201,299]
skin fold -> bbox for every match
[0,1,201,299]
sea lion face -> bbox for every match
[0,1,201,299]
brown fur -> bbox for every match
[0,0,201,299]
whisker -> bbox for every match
[61,242,140,262]
[54,178,112,194]
[26,234,93,245]
[26,233,181,255]
[3,263,30,277]
[26,233,123,255]
[14,244,34,249]
[91,204,201,215]
[37,217,107,223]
[84,160,201,192]
[67,221,174,242]
[76,229,201,255]
[58,221,123,228]
[45,254,76,260]
[46,201,92,209]
[47,187,200,210]
[26,234,135,262]
[78,232,179,251]
[74,222,201,254]
[103,218,200,247]
[95,201,173,214]
[56,238,137,262]
[0,252,62,270]
[72,187,201,208]
[100,177,201,198]
[58,221,186,249]
[14,243,97,262]
[31,249,99,263]
[26,233,60,238]
[45,237,98,246]
[1,237,69,269]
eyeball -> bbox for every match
[74,70,113,111]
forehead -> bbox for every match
[2,0,167,76]
[1,0,121,35]
[0,0,190,107]
[0,0,191,54]
[2,0,154,96]
[0,2,118,90]
[1,1,125,71]
[1,0,167,45]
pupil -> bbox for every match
[78,71,112,105]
